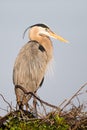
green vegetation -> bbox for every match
[0,107,87,130]
[0,111,69,130]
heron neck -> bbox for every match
[39,37,53,61]
[29,32,53,61]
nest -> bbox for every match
[0,82,87,130]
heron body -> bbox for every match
[13,23,68,111]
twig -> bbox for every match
[40,103,47,116]
[0,93,12,111]
[15,85,59,110]
[59,99,67,108]
[61,82,87,111]
[76,96,80,107]
[0,107,8,112]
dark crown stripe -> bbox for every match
[30,23,49,29]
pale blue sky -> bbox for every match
[0,0,87,115]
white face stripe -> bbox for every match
[38,27,51,37]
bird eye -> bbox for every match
[45,28,48,31]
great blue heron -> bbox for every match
[13,23,68,113]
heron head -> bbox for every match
[23,23,69,43]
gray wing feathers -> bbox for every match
[13,41,48,93]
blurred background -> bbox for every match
[0,0,87,116]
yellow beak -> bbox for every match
[50,31,69,43]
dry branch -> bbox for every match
[61,82,87,111]
[15,85,59,110]
[0,93,12,111]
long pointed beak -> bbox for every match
[49,31,69,43]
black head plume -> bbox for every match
[23,23,49,39]
[30,23,49,29]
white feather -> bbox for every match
[45,57,55,78]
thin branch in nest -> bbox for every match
[61,82,87,111]
[59,99,67,108]
[0,107,8,112]
[76,96,80,107]
[15,85,59,110]
[40,103,47,116]
[0,93,12,111]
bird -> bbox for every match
[13,23,68,114]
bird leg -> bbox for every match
[17,101,23,110]
[33,93,38,117]
[22,95,29,111]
